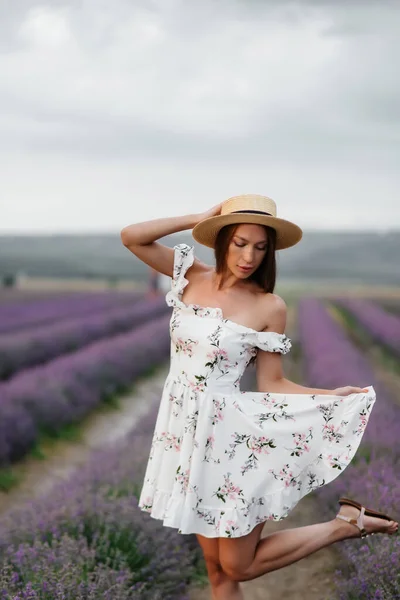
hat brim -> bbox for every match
[192,213,303,250]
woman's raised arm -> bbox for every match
[120,203,222,277]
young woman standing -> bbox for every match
[121,194,397,600]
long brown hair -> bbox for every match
[214,223,277,293]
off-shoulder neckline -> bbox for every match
[171,295,287,338]
[169,242,288,338]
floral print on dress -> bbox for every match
[225,432,276,475]
[175,337,198,357]
[287,428,313,457]
[139,243,377,538]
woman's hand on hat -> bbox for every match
[195,202,224,224]
[332,386,369,396]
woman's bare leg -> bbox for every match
[196,534,245,600]
[219,505,398,582]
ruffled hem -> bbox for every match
[139,385,376,538]
[139,435,366,538]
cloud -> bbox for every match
[0,0,399,231]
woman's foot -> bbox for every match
[335,501,398,538]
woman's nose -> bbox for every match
[243,247,255,264]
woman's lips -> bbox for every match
[238,265,253,272]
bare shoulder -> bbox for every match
[260,292,287,333]
[265,293,287,314]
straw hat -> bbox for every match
[192,194,303,250]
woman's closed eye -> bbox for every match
[234,241,267,250]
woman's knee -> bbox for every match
[204,557,229,587]
[196,534,225,586]
[219,562,248,582]
[219,552,253,582]
[218,523,264,582]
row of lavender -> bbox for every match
[0,309,171,466]
[299,298,400,600]
[333,297,400,357]
[0,296,168,380]
[0,387,200,598]
[0,290,139,334]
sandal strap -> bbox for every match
[336,506,368,537]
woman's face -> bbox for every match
[225,223,268,279]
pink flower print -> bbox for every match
[226,433,276,474]
[322,423,344,443]
[326,454,343,469]
[353,409,370,435]
[228,485,241,500]
[225,519,240,537]
[289,429,313,457]
[219,349,229,361]
[327,454,336,467]
[210,398,226,425]
[283,470,295,487]
[175,465,190,492]
[141,496,153,511]
[157,432,182,452]
[189,377,207,393]
[269,464,300,490]
[213,473,244,503]
[175,337,198,357]
[248,436,270,455]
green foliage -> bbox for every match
[0,467,19,491]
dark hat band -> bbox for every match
[232,210,273,217]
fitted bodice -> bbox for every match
[165,244,291,393]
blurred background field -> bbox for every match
[0,231,399,599]
[2,230,400,289]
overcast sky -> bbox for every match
[1,0,399,234]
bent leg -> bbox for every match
[196,534,244,600]
[221,518,345,581]
[219,506,398,582]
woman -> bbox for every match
[121,194,397,599]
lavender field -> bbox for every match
[333,297,400,358]
[0,292,171,468]
[299,298,400,599]
[0,288,399,599]
[0,403,202,599]
[0,291,140,334]
[0,296,168,380]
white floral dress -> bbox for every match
[138,244,376,538]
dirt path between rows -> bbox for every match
[0,366,168,514]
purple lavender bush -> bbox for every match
[0,297,168,380]
[0,290,140,335]
[298,298,400,599]
[334,298,400,357]
[0,401,201,599]
[0,313,171,466]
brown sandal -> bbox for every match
[335,497,396,538]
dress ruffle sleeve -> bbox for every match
[251,331,292,354]
[166,244,194,307]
